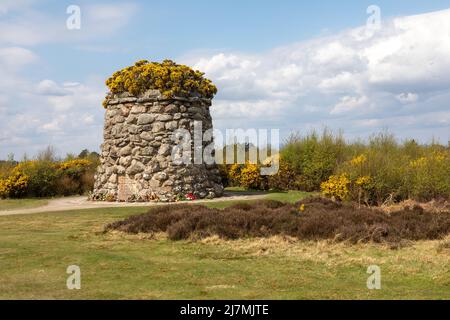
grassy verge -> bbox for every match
[0,198,49,211]
[264,190,315,203]
[0,194,448,299]
[226,187,313,204]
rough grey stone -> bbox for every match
[158,144,171,156]
[112,115,125,124]
[149,179,161,188]
[165,121,178,130]
[119,146,132,156]
[117,166,126,174]
[156,114,172,122]
[126,161,145,175]
[141,146,154,156]
[128,125,140,134]
[165,104,178,113]
[137,114,154,125]
[119,156,132,167]
[140,132,153,141]
[131,105,146,114]
[153,172,168,181]
[152,122,165,133]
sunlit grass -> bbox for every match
[0,198,49,211]
[0,193,448,299]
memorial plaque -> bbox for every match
[118,175,133,201]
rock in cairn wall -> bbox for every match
[91,90,224,202]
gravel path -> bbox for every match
[0,192,267,216]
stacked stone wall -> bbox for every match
[92,90,223,202]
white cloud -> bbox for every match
[213,99,286,120]
[39,117,65,132]
[364,12,450,89]
[182,8,450,141]
[396,92,419,104]
[85,3,137,26]
[331,96,369,115]
[312,41,357,67]
[0,59,105,157]
[0,2,138,46]
[0,46,37,69]
[2,7,450,158]
[82,114,95,124]
[0,0,34,15]
[319,72,361,93]
[36,80,72,96]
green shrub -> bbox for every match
[15,161,59,197]
[218,130,449,204]
[56,159,97,195]
[405,150,450,201]
[281,129,347,191]
[330,134,450,204]
[56,176,80,196]
[267,157,299,191]
[0,148,99,199]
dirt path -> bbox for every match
[0,192,267,216]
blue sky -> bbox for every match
[30,0,450,80]
[1,0,450,158]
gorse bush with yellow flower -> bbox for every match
[103,59,217,107]
[58,159,92,171]
[11,160,58,197]
[0,167,29,198]
[0,151,99,198]
[332,154,376,204]
[327,144,450,204]
[56,159,97,195]
[405,151,450,201]
[267,156,299,191]
[224,162,268,190]
[219,131,450,205]
[320,154,375,204]
[239,162,264,190]
[320,174,350,201]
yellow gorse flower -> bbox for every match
[239,162,262,189]
[409,151,448,168]
[228,163,242,181]
[58,159,91,171]
[409,157,426,168]
[356,175,371,186]
[320,174,350,201]
[431,151,446,162]
[0,166,29,198]
[350,154,367,166]
[103,59,217,108]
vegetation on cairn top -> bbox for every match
[103,59,217,107]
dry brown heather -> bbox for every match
[105,197,450,245]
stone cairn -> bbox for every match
[91,89,224,202]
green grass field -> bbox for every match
[0,192,449,299]
[0,198,49,211]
